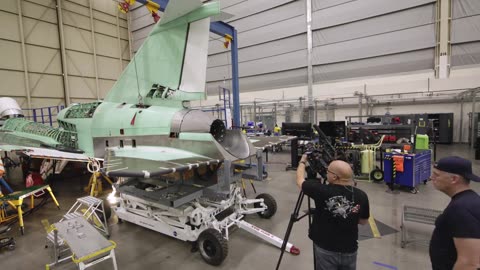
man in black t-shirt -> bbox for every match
[429,156,480,270]
[296,155,370,270]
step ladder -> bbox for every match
[46,196,109,248]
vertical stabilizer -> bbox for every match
[105,1,220,104]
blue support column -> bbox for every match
[231,29,240,128]
[134,0,241,127]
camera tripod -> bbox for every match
[276,190,315,270]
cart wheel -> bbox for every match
[401,242,406,248]
[410,188,418,194]
[198,229,228,266]
[370,169,384,182]
[262,171,268,179]
[254,193,277,219]
[8,243,15,251]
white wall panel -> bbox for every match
[452,0,480,19]
[29,73,63,97]
[0,11,20,41]
[312,0,435,29]
[0,0,129,109]
[312,25,434,65]
[224,0,300,27]
[95,33,120,58]
[131,10,155,31]
[92,0,118,16]
[65,50,95,77]
[30,97,63,107]
[23,17,59,48]
[68,76,96,98]
[93,10,116,24]
[63,0,89,17]
[451,15,480,44]
[120,27,129,40]
[451,43,480,66]
[0,70,25,96]
[208,50,307,81]
[63,25,92,53]
[206,68,308,94]
[209,15,306,55]
[234,18,306,51]
[313,5,434,45]
[22,0,56,22]
[26,45,62,74]
[224,0,294,22]
[63,10,91,30]
[132,36,146,52]
[94,19,117,37]
[96,55,121,80]
[66,0,88,7]
[208,34,307,68]
[0,40,23,70]
[313,49,434,82]
[0,0,18,13]
[132,25,151,44]
[99,78,115,98]
[313,0,354,11]
[121,40,130,60]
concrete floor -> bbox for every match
[1,144,479,270]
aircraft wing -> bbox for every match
[0,130,89,161]
[102,146,222,178]
[248,136,296,150]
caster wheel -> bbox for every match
[254,193,277,219]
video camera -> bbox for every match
[303,143,333,181]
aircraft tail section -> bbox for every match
[105,1,219,104]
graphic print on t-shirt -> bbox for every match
[324,195,360,219]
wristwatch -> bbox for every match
[300,161,306,165]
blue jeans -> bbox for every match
[314,244,357,270]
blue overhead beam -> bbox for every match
[134,0,241,128]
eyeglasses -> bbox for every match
[327,169,339,178]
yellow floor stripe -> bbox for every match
[41,219,51,233]
[368,214,381,238]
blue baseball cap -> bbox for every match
[434,156,480,182]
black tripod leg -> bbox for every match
[276,191,305,270]
[308,197,316,270]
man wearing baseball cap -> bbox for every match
[429,156,480,270]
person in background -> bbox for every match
[296,155,370,270]
[429,156,480,270]
[273,124,281,136]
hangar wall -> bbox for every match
[0,0,129,110]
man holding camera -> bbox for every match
[296,155,370,270]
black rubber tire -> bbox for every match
[370,169,384,182]
[198,228,228,266]
[99,200,112,222]
[254,193,277,219]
